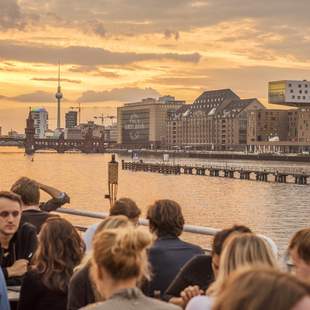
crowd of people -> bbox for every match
[0,177,309,310]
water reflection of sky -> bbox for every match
[0,148,309,254]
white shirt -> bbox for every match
[186,296,213,310]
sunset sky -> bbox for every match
[1,0,310,132]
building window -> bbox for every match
[290,89,294,93]
[289,83,292,87]
[303,96,306,99]
[292,95,295,99]
[298,96,301,99]
[299,84,302,88]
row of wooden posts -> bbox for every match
[121,161,309,185]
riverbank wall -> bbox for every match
[107,149,310,163]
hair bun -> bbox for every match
[111,227,152,256]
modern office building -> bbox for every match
[117,96,185,147]
[104,123,118,143]
[65,111,78,128]
[30,108,48,138]
[268,80,310,107]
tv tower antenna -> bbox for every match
[55,61,63,129]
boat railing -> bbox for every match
[55,207,278,257]
[55,207,219,236]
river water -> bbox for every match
[0,147,309,254]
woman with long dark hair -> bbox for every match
[19,217,84,310]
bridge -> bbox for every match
[0,112,106,154]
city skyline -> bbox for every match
[1,0,310,132]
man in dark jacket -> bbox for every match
[11,177,70,233]
[145,199,204,299]
[0,191,37,285]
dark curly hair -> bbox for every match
[32,217,84,293]
[147,199,185,237]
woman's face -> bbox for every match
[212,254,220,278]
[292,297,310,310]
[290,247,310,283]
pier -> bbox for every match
[121,160,310,185]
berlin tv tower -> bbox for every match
[55,62,63,129]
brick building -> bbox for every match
[288,108,310,143]
[247,110,289,143]
[167,89,264,149]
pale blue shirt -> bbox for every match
[0,269,10,310]
[83,223,99,252]
[186,296,213,310]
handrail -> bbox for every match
[56,207,220,236]
[55,207,279,257]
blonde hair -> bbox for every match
[208,233,278,296]
[213,267,310,310]
[93,226,153,281]
[77,215,130,270]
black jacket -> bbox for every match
[0,223,38,285]
[20,210,59,234]
[19,270,67,310]
[67,264,96,310]
[39,193,70,212]
[166,254,214,296]
[144,235,204,299]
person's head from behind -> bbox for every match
[33,217,84,292]
[11,177,40,207]
[109,198,141,225]
[91,226,152,299]
[147,199,184,238]
[77,215,130,276]
[213,267,310,310]
[0,191,22,236]
[211,225,252,277]
[289,228,310,283]
[208,233,277,296]
[95,215,130,235]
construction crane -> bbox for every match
[93,113,105,125]
[94,114,116,126]
[70,102,81,124]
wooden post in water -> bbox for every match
[106,154,118,209]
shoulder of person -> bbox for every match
[23,269,42,283]
[71,264,90,284]
[85,223,99,235]
[186,295,213,310]
[178,239,204,252]
[187,254,212,266]
[18,222,37,235]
